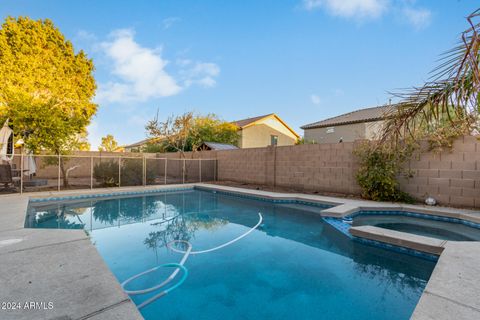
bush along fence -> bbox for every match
[3,153,217,194]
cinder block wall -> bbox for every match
[213,136,480,208]
[214,142,361,194]
[216,148,269,184]
[400,136,480,208]
[272,143,361,194]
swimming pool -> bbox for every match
[26,189,435,320]
[351,211,480,241]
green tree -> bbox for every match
[295,137,316,145]
[98,134,118,152]
[146,112,194,157]
[142,141,165,153]
[0,16,97,154]
[189,114,239,148]
[145,112,239,156]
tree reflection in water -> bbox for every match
[144,213,228,263]
[92,196,161,225]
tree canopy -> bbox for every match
[98,134,118,152]
[145,112,239,155]
[0,16,97,153]
[189,114,239,148]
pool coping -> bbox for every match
[349,225,447,255]
[1,183,479,319]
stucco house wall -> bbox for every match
[304,122,367,143]
[365,120,386,140]
[236,115,299,148]
[302,105,393,144]
[239,124,297,148]
[304,120,386,143]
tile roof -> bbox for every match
[301,105,396,129]
[231,113,300,138]
[231,114,274,128]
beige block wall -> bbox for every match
[216,147,269,184]
[273,143,361,194]
[214,143,361,194]
[399,136,480,208]
[239,124,297,148]
[215,136,480,208]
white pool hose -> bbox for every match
[122,212,263,309]
[167,213,263,255]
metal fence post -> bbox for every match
[118,157,121,187]
[143,155,146,187]
[90,156,93,190]
[199,159,202,183]
[57,154,61,191]
[20,152,24,194]
[182,159,185,184]
[214,159,217,181]
[164,158,168,185]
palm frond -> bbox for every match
[381,9,480,143]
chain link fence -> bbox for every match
[0,154,217,194]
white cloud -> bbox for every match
[302,0,432,28]
[96,29,220,103]
[96,29,181,103]
[162,17,181,30]
[303,0,388,19]
[76,30,97,42]
[176,58,192,67]
[180,62,221,88]
[334,88,344,96]
[402,7,431,30]
[310,94,321,105]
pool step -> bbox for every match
[350,226,447,255]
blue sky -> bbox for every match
[0,0,478,149]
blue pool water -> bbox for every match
[26,189,435,320]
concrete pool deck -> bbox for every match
[0,183,479,319]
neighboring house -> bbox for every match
[301,105,396,143]
[122,138,162,152]
[197,142,239,151]
[232,113,300,148]
[122,113,299,151]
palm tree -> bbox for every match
[381,9,480,144]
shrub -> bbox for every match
[93,161,119,187]
[353,142,415,203]
[93,159,157,187]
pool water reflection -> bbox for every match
[26,189,436,320]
